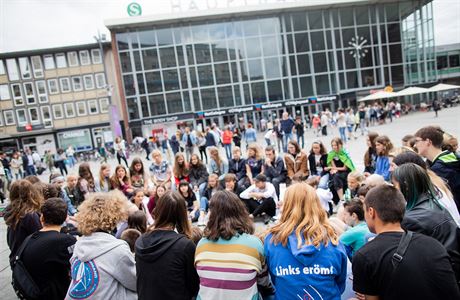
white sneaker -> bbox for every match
[197,214,206,226]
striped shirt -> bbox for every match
[195,233,269,300]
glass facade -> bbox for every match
[115,0,435,121]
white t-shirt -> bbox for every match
[337,113,346,128]
[438,190,460,226]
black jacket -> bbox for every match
[308,153,328,177]
[135,230,199,300]
[402,193,460,280]
[229,158,247,181]
[264,156,287,180]
[189,164,209,187]
[430,151,460,209]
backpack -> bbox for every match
[12,235,41,300]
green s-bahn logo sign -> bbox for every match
[127,2,142,16]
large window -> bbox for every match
[47,79,59,94]
[52,104,64,119]
[23,82,36,104]
[55,53,67,68]
[11,84,23,106]
[43,55,56,70]
[35,81,48,103]
[72,76,83,91]
[59,78,71,93]
[28,107,40,124]
[31,56,44,78]
[76,101,87,116]
[99,98,109,113]
[19,57,32,79]
[16,109,27,125]
[3,110,15,125]
[95,73,106,88]
[68,52,79,66]
[83,74,94,90]
[88,99,99,114]
[91,49,102,64]
[64,102,75,118]
[6,59,19,81]
[0,84,10,100]
[79,50,91,65]
[40,106,53,128]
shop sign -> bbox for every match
[17,124,45,132]
[62,130,86,139]
[228,106,253,114]
[285,99,310,106]
[143,113,194,125]
[127,2,142,16]
[196,110,226,118]
[254,103,283,111]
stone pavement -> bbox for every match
[0,106,459,299]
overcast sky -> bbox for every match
[0,0,459,53]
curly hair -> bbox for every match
[76,191,128,236]
[5,180,43,228]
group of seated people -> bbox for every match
[4,125,460,300]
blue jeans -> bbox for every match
[296,133,304,148]
[265,138,271,146]
[282,133,293,152]
[339,127,347,142]
[224,144,232,160]
[200,197,209,212]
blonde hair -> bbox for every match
[76,191,128,236]
[247,143,262,160]
[208,146,222,169]
[347,170,365,183]
[428,169,453,199]
[269,183,338,248]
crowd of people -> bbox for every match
[3,115,460,299]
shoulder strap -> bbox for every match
[391,231,413,270]
[15,234,34,262]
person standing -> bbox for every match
[320,112,329,136]
[141,137,151,161]
[135,191,199,300]
[181,127,197,162]
[337,109,347,142]
[222,126,233,161]
[20,198,77,300]
[433,99,441,117]
[114,137,129,167]
[280,112,295,152]
[312,114,321,137]
[293,116,305,149]
[22,149,36,176]
[66,146,76,168]
[352,184,460,300]
[54,149,68,176]
[244,122,257,149]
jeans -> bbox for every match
[117,153,129,167]
[185,146,194,161]
[282,133,293,152]
[296,133,304,148]
[339,127,347,142]
[224,144,232,161]
[26,165,36,176]
[318,173,330,189]
[359,119,367,135]
[267,176,286,197]
[200,196,209,212]
[265,138,271,146]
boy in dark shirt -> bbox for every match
[352,185,460,300]
[21,197,77,299]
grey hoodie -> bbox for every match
[66,232,137,300]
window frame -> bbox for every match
[67,51,79,67]
[72,76,83,92]
[40,106,53,128]
[79,50,91,65]
[31,56,44,78]
[83,74,95,90]
[11,83,24,106]
[35,80,48,103]
[23,82,36,105]
[52,104,64,119]
[6,59,20,81]
[18,57,32,79]
[0,84,10,100]
[28,107,40,124]
[88,99,99,114]
[76,101,87,116]
[43,54,56,70]
[47,79,59,94]
[95,73,106,88]
[59,77,71,93]
[3,110,15,125]
[64,102,76,118]
[16,108,28,125]
[0,60,5,75]
[99,97,109,113]
[91,49,102,64]
[55,53,67,68]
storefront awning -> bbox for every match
[358,91,397,102]
[394,86,429,96]
[428,83,460,92]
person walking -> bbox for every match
[222,126,233,161]
[114,136,129,167]
[280,112,295,152]
[294,116,305,148]
[181,127,197,162]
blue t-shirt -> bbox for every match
[340,222,370,259]
[375,156,390,181]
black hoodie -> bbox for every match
[135,230,199,300]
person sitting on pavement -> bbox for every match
[284,140,309,184]
[240,174,277,224]
[228,146,248,188]
[340,199,371,260]
[263,145,287,197]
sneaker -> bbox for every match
[263,215,272,225]
[197,214,206,226]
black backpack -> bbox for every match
[12,234,41,300]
